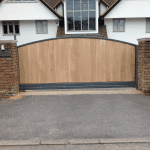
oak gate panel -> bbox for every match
[18,37,137,90]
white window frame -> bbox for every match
[2,21,20,36]
[35,20,48,34]
[113,19,125,32]
[146,18,150,33]
[64,0,98,34]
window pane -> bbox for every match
[147,19,150,32]
[74,0,80,10]
[9,25,13,34]
[66,0,73,10]
[89,11,95,30]
[3,25,8,34]
[3,22,8,34]
[114,20,118,31]
[89,0,95,10]
[36,22,42,33]
[15,25,19,34]
[67,12,74,30]
[42,21,47,33]
[82,11,88,30]
[120,20,124,31]
[81,0,88,10]
[74,12,81,30]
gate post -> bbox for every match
[135,45,138,89]
[137,38,150,93]
[0,40,19,99]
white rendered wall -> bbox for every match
[0,20,59,46]
[104,18,150,45]
[56,4,63,16]
[0,0,59,20]
[100,3,107,16]
[64,0,99,34]
[105,0,150,18]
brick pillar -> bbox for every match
[0,40,19,98]
[137,38,150,93]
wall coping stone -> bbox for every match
[0,40,17,43]
[137,38,150,42]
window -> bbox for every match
[7,0,35,2]
[113,19,125,32]
[36,21,48,34]
[66,0,96,31]
[3,21,19,35]
[146,18,150,33]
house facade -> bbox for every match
[0,0,110,46]
[101,0,150,45]
[0,0,61,46]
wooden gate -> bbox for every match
[18,37,137,90]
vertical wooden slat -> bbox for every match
[85,38,91,82]
[120,43,126,81]
[105,40,110,82]
[90,39,96,82]
[116,42,123,82]
[109,41,113,82]
[131,46,135,81]
[18,47,25,84]
[74,38,80,82]
[31,43,38,83]
[49,40,56,83]
[24,45,30,84]
[126,44,132,81]
[69,38,76,82]
[62,39,70,83]
[28,44,33,83]
[111,41,117,81]
[54,39,60,83]
[78,38,86,82]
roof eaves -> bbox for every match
[100,0,121,18]
[40,0,62,19]
[101,0,109,7]
[0,0,62,18]
[53,0,62,9]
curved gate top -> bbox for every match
[17,37,137,90]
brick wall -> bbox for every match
[0,41,19,99]
[56,25,108,38]
[137,38,150,93]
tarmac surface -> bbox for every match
[0,88,150,144]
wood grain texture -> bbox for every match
[18,38,135,84]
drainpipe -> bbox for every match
[14,34,16,40]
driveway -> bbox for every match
[0,88,150,141]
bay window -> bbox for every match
[66,0,96,32]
